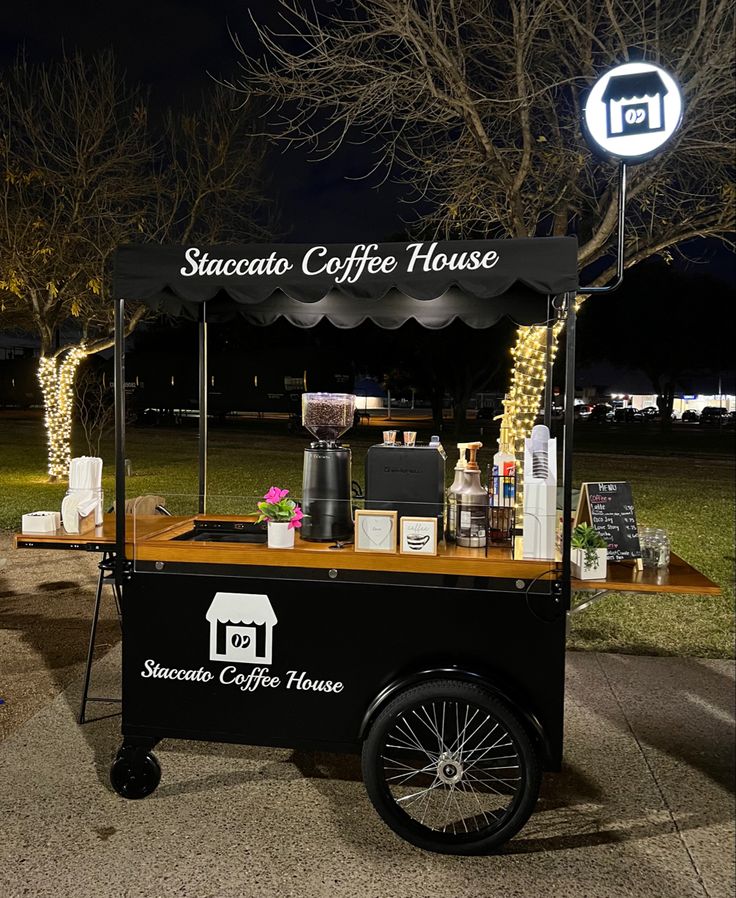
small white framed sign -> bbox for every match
[354,509,398,554]
[400,516,438,556]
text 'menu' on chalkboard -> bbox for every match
[574,482,641,563]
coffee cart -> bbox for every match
[15,235,720,855]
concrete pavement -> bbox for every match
[0,643,733,898]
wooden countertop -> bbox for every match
[14,515,182,550]
[14,514,720,595]
[577,553,720,595]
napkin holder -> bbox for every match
[61,492,100,535]
[22,511,61,534]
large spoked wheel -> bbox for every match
[110,746,161,800]
[362,680,541,854]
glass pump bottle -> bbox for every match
[446,442,469,543]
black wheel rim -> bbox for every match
[380,699,523,837]
[112,754,159,799]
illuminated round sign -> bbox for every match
[583,62,683,162]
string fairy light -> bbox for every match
[500,322,562,511]
[37,345,87,479]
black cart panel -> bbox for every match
[122,570,566,767]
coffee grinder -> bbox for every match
[300,392,356,542]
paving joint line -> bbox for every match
[594,653,711,898]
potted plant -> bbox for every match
[571,523,607,580]
[256,487,303,548]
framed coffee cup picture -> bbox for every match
[400,516,438,556]
[354,509,398,553]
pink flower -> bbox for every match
[263,486,289,504]
[288,506,304,529]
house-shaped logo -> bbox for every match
[206,592,278,665]
[602,70,668,138]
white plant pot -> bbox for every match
[267,521,295,549]
[571,547,607,580]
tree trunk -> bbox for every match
[657,382,675,430]
[432,395,444,432]
[37,348,87,481]
[499,323,558,510]
[452,395,471,437]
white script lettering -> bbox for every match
[285,670,344,693]
[219,665,281,692]
[180,247,292,277]
[140,658,213,682]
[405,242,499,274]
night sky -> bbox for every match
[0,2,733,275]
[0,1,406,243]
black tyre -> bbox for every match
[110,748,161,800]
[362,679,541,854]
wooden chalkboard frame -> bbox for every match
[575,481,643,568]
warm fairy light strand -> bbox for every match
[37,346,87,479]
[501,323,563,511]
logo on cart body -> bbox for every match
[206,592,278,665]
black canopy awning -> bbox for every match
[114,238,578,329]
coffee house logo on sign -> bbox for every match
[584,62,682,162]
[206,592,277,665]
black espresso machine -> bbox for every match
[300,392,356,542]
[365,441,446,533]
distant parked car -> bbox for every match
[613,406,642,423]
[573,404,593,419]
[589,403,614,423]
[699,406,728,425]
[639,405,677,421]
[681,409,699,423]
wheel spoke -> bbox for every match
[384,762,437,784]
[397,715,435,760]
[396,780,444,805]
[419,774,441,825]
[463,769,514,798]
[414,704,449,756]
[391,719,437,761]
[450,786,469,833]
[451,712,491,759]
[457,779,498,826]
[463,731,516,775]
[437,782,457,831]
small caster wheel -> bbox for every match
[110,747,161,799]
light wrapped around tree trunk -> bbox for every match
[501,322,562,511]
[37,347,87,480]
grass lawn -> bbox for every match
[1,411,733,658]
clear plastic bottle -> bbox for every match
[492,422,516,506]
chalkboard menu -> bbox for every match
[575,482,641,563]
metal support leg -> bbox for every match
[78,553,122,725]
[78,562,106,724]
[570,590,608,615]
[111,581,122,622]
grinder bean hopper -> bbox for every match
[300,392,356,542]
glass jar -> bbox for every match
[638,526,670,569]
